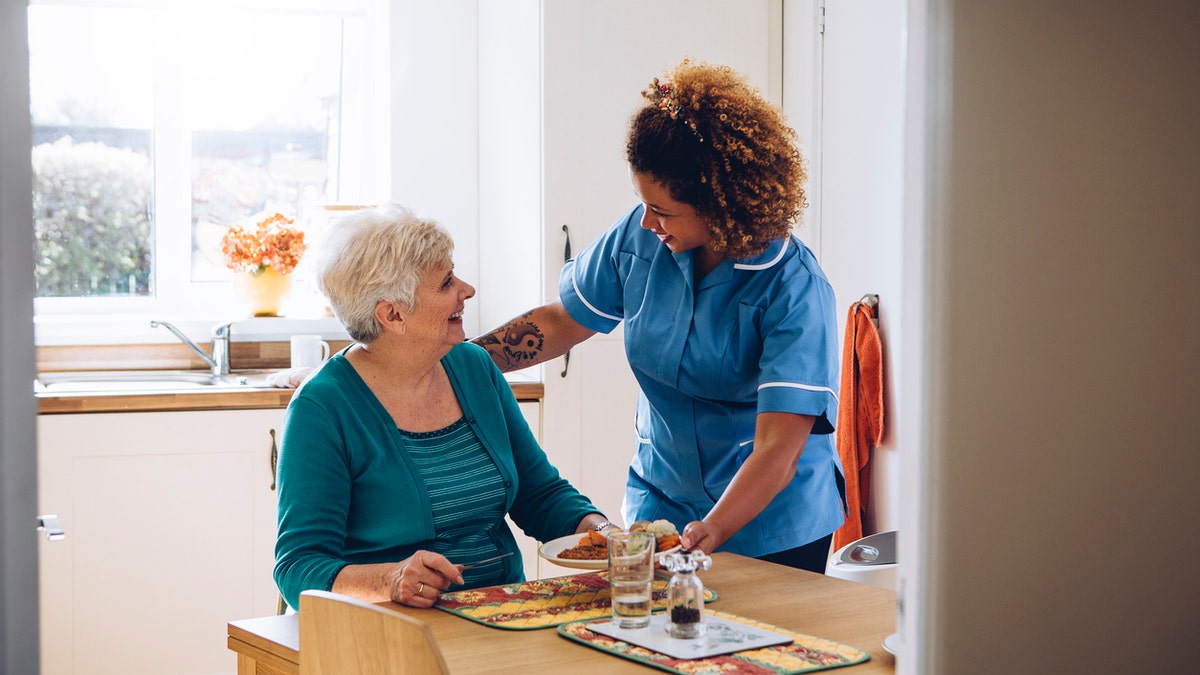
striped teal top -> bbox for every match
[400,416,509,588]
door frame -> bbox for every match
[1,0,40,672]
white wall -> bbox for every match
[388,0,548,339]
[388,1,484,336]
[477,0,542,333]
[781,0,820,248]
[0,0,40,671]
[907,1,1200,672]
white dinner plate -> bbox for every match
[538,533,608,569]
[537,534,684,570]
[882,632,900,656]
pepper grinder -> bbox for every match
[662,549,711,638]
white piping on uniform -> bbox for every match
[733,236,790,271]
[572,274,623,322]
[645,435,752,447]
[759,381,839,402]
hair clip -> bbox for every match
[657,83,703,142]
[658,83,683,119]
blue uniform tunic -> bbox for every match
[559,205,846,557]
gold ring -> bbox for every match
[417,582,425,597]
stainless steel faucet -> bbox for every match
[150,320,235,376]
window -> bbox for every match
[29,0,387,322]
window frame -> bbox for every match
[30,0,388,344]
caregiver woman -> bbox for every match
[473,59,846,572]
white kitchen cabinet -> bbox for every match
[511,400,542,581]
[37,409,283,675]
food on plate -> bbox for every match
[630,519,683,552]
[557,529,607,560]
[558,542,607,560]
[554,520,681,561]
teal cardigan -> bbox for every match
[273,342,598,609]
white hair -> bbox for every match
[313,203,454,342]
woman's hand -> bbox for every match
[682,412,818,554]
[574,512,616,535]
[680,520,727,555]
[383,550,465,608]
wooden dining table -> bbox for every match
[227,552,896,674]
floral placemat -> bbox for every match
[434,572,716,631]
[558,609,870,674]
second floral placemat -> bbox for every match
[435,572,716,631]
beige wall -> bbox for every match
[912,1,1200,672]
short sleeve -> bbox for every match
[558,207,645,334]
[755,255,840,434]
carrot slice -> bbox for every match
[587,529,608,545]
[657,534,681,550]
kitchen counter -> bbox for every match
[35,339,544,414]
[36,374,544,414]
[37,385,297,414]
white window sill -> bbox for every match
[35,313,349,347]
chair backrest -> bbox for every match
[299,590,451,675]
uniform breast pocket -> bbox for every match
[619,254,652,317]
[624,256,674,377]
[716,301,765,400]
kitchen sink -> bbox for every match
[35,370,269,393]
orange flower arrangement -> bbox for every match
[220,211,307,275]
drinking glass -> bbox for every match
[607,531,655,629]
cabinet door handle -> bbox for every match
[269,428,278,491]
[37,514,66,541]
[561,224,573,378]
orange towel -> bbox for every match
[832,300,885,552]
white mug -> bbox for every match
[290,334,330,369]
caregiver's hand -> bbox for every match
[680,520,729,555]
[384,550,465,608]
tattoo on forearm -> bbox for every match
[500,320,545,365]
[472,311,546,368]
[473,333,501,348]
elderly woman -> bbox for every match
[273,203,611,610]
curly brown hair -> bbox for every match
[626,59,807,259]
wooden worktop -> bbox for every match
[37,380,544,414]
[35,341,543,414]
[36,387,295,414]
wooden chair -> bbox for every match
[299,590,450,675]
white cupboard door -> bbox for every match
[38,409,282,675]
[509,400,543,581]
[814,0,906,535]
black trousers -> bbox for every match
[756,533,833,574]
